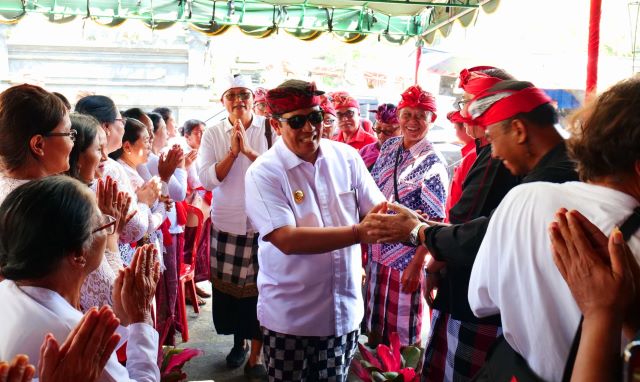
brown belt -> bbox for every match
[212,278,258,298]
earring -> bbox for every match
[73,256,87,267]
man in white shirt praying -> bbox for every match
[245,79,385,381]
[197,74,273,377]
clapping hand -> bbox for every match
[38,306,121,382]
[136,177,161,207]
[158,145,184,182]
[96,177,133,235]
[112,244,160,326]
[0,355,35,382]
[184,150,198,169]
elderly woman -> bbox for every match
[359,103,401,171]
[0,84,73,202]
[0,176,161,381]
[365,85,448,347]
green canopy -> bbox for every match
[0,0,500,44]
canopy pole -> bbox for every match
[586,0,602,101]
[414,43,422,85]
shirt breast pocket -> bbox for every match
[338,190,359,225]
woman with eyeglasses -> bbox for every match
[364,85,448,348]
[359,103,402,171]
[0,176,161,381]
[0,84,74,203]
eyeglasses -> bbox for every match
[224,92,252,101]
[336,110,356,120]
[455,99,470,111]
[276,110,324,130]
[114,117,127,125]
[254,103,267,111]
[92,214,116,235]
[399,112,430,122]
[323,118,336,127]
[373,125,400,135]
[44,128,77,142]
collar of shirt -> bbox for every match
[394,135,433,158]
[523,141,578,184]
[275,138,326,171]
[460,140,476,157]
[337,126,373,144]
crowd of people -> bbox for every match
[0,67,638,382]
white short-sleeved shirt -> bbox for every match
[245,138,385,337]
[197,115,273,235]
[469,181,640,381]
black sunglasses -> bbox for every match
[276,110,324,130]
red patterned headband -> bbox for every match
[467,87,553,127]
[266,82,324,116]
[459,68,503,95]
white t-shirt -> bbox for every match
[469,181,640,381]
[245,138,385,337]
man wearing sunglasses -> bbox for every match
[245,80,386,382]
[197,74,274,378]
[331,91,376,150]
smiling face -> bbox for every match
[374,121,401,145]
[124,128,151,167]
[272,106,322,163]
[485,120,527,175]
[398,106,432,148]
[104,111,125,153]
[223,87,254,120]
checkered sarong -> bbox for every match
[262,328,359,382]
[211,228,259,298]
[365,261,424,346]
[422,309,502,381]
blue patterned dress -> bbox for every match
[365,135,447,346]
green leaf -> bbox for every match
[382,371,399,379]
[401,346,421,369]
[361,360,382,373]
[372,371,387,382]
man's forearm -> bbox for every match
[265,225,361,255]
[214,151,237,182]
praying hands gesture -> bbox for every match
[38,306,121,382]
[549,209,640,335]
[112,244,160,326]
[232,120,258,161]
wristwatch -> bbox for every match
[409,222,428,247]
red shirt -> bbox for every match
[445,140,477,222]
[334,127,377,150]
